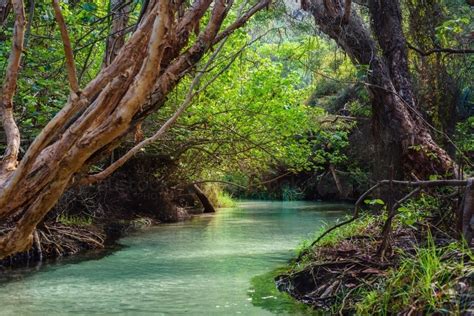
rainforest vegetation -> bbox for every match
[0,0,473,314]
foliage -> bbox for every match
[396,194,440,227]
[142,30,346,189]
[281,184,304,201]
[1,0,133,143]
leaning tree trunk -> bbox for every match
[192,184,216,213]
[307,0,456,180]
[0,0,269,258]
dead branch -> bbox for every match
[377,187,422,258]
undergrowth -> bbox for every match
[295,213,378,260]
[202,183,236,208]
[356,237,473,315]
[284,195,473,314]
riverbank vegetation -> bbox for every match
[0,0,473,313]
[278,194,474,314]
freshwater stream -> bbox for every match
[0,201,349,315]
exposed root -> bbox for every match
[0,222,105,267]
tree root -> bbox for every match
[0,222,105,266]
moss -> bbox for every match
[57,214,93,227]
[249,268,319,315]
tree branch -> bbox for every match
[52,0,80,94]
[1,0,25,171]
[212,0,270,44]
[296,178,471,261]
[80,14,233,185]
[407,43,474,56]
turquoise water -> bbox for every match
[0,201,348,315]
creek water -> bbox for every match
[0,201,349,315]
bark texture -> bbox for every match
[1,0,25,172]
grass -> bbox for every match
[295,214,378,259]
[57,214,93,226]
[285,195,474,314]
[355,237,473,315]
[201,183,236,208]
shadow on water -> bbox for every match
[0,243,126,284]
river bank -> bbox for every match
[277,208,474,314]
[0,207,209,269]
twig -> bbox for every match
[407,43,474,56]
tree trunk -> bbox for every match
[307,0,456,180]
[192,184,216,213]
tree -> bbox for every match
[307,0,456,180]
[0,0,269,258]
